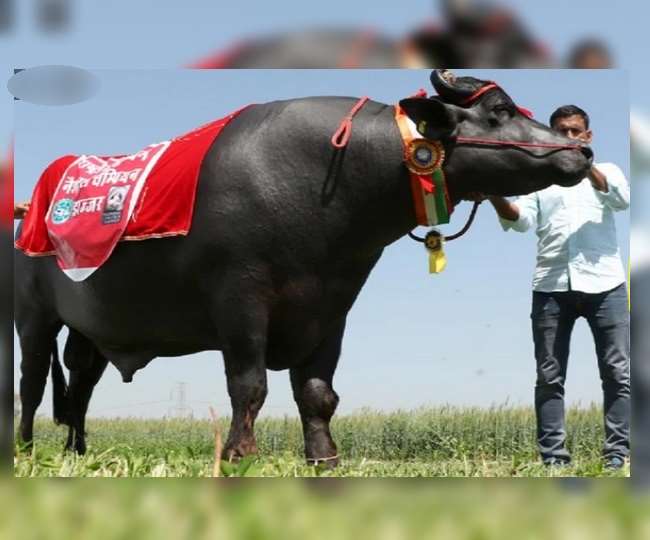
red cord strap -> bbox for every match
[331,96,370,149]
[461,82,534,118]
[457,84,580,150]
[455,137,582,150]
[460,82,499,105]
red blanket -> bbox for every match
[15,107,247,280]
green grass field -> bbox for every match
[5,480,646,540]
[14,404,629,477]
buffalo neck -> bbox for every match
[327,102,463,257]
[324,102,416,256]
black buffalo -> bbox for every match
[15,71,593,465]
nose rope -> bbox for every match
[457,83,583,152]
[459,82,499,104]
[455,136,583,151]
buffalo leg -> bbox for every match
[65,350,108,454]
[221,323,268,461]
[290,318,345,468]
[17,318,62,447]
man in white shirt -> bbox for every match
[486,105,630,469]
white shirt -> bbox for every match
[499,162,629,293]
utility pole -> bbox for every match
[168,382,193,419]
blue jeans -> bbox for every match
[531,283,630,463]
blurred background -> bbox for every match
[2,480,649,539]
[0,0,647,511]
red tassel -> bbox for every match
[417,175,435,193]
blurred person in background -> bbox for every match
[631,112,650,177]
[632,265,650,484]
[484,105,630,469]
[630,110,650,485]
[566,39,613,69]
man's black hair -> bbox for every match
[549,105,590,130]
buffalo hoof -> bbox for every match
[222,441,258,463]
[15,438,34,454]
[306,455,339,469]
[64,439,86,455]
[53,414,70,426]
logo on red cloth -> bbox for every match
[102,185,130,224]
[45,141,170,281]
[51,198,74,224]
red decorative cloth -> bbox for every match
[0,144,13,231]
[15,107,248,280]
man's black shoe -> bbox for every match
[543,458,571,467]
[604,456,626,470]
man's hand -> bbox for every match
[487,195,520,221]
[462,193,520,221]
[588,165,609,192]
[14,201,31,219]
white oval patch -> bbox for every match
[7,65,99,106]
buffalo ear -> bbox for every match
[399,97,458,140]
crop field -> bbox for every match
[14,404,629,477]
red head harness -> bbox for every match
[455,82,581,152]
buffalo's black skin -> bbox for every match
[62,330,108,454]
[1,230,12,462]
[15,78,592,464]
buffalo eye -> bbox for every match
[488,104,514,127]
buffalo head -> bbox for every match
[399,70,593,198]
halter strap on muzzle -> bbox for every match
[456,83,583,152]
[454,137,582,151]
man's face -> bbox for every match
[551,114,593,144]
